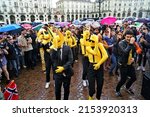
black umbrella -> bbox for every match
[134,18,150,23]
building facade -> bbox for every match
[55,0,95,21]
[98,0,150,19]
[0,0,53,24]
[0,0,149,24]
[55,0,150,21]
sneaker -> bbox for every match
[83,80,87,87]
[137,66,141,70]
[75,60,78,63]
[23,65,27,68]
[115,91,122,97]
[88,96,94,100]
[142,66,145,72]
[45,82,50,89]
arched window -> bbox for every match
[61,15,64,22]
[117,13,120,17]
[138,12,143,18]
[10,15,16,24]
[30,15,35,22]
[39,15,43,21]
[132,12,137,17]
[0,15,4,21]
[21,15,25,21]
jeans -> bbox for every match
[8,60,19,76]
[109,53,117,74]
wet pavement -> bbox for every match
[1,56,146,100]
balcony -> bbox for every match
[2,4,6,8]
[0,10,4,14]
[8,9,15,14]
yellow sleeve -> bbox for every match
[86,46,97,55]
[97,43,108,66]
[71,36,77,47]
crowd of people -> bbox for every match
[0,20,150,100]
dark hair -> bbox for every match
[124,30,133,36]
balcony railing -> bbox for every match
[8,10,15,14]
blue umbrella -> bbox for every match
[73,20,81,25]
[0,24,21,33]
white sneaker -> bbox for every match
[137,66,141,70]
[83,80,87,87]
[142,66,145,72]
[45,82,50,89]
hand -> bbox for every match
[130,58,135,63]
[55,66,64,73]
[130,37,135,44]
[46,49,50,53]
[93,63,100,70]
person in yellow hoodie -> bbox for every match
[80,30,90,87]
[37,24,54,89]
[64,30,77,65]
[86,34,108,100]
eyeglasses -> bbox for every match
[89,40,94,42]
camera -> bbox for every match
[24,34,31,39]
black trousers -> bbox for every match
[44,52,52,83]
[82,56,89,80]
[54,75,71,100]
[116,65,137,92]
[24,50,34,68]
[88,64,104,100]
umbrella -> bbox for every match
[134,18,150,23]
[73,20,81,25]
[55,22,70,27]
[21,24,32,29]
[32,24,44,31]
[0,24,21,33]
[20,20,32,24]
[129,22,143,30]
[100,16,117,25]
[115,20,123,25]
[123,17,136,22]
[81,20,92,25]
[91,21,100,28]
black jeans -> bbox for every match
[116,65,137,92]
[44,51,52,83]
[88,64,104,100]
[54,74,71,100]
[82,56,89,80]
[138,49,147,67]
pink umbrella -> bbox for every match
[21,24,32,29]
[101,16,117,25]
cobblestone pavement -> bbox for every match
[1,57,145,100]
